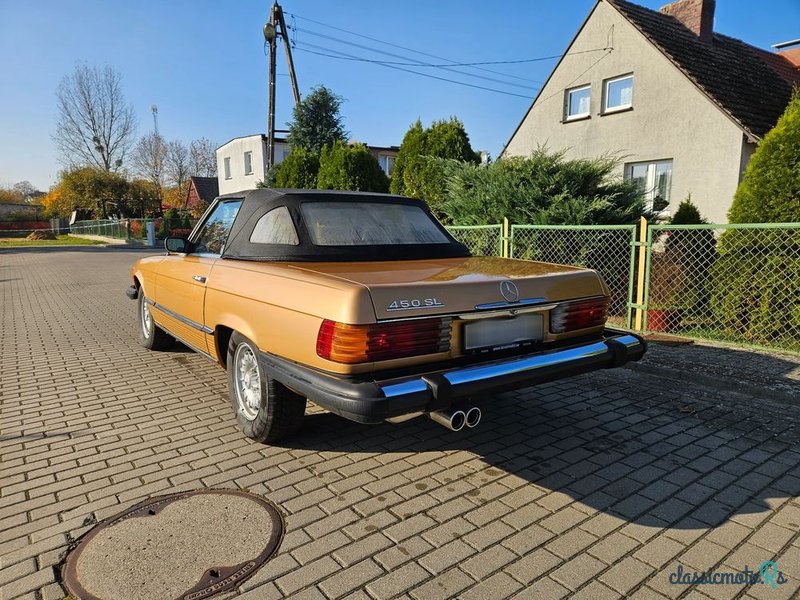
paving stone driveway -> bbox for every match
[1,248,800,600]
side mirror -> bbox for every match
[165,237,190,254]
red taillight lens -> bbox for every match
[550,297,609,333]
[317,318,451,364]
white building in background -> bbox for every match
[216,134,399,196]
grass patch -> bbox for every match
[0,235,106,247]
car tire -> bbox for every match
[138,292,175,351]
[228,332,306,443]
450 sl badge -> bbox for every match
[387,298,445,311]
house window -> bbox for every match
[564,85,591,120]
[244,151,253,175]
[625,160,672,212]
[379,155,395,175]
[223,157,231,180]
[604,75,633,112]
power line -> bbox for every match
[292,26,538,91]
[538,48,614,105]
[287,11,541,84]
[294,40,607,68]
[292,42,535,99]
[285,12,613,101]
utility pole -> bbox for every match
[264,9,278,170]
[264,1,301,169]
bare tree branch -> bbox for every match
[131,132,167,197]
[189,138,218,177]
[53,64,136,171]
[165,140,190,195]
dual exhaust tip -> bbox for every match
[429,406,481,431]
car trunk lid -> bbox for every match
[288,256,607,320]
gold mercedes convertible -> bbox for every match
[127,189,645,442]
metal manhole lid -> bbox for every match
[62,489,284,600]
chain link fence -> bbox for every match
[445,224,504,257]
[511,225,637,327]
[645,223,800,352]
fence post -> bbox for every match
[633,217,648,331]
[625,225,636,329]
[503,218,510,258]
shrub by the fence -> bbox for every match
[708,230,800,350]
[157,210,193,239]
[0,221,50,237]
[129,220,143,239]
[447,225,503,256]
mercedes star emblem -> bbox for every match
[500,281,520,303]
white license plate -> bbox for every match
[464,314,544,352]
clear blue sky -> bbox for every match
[1,0,797,190]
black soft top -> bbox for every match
[217,188,471,262]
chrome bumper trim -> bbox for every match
[444,335,637,386]
[380,334,643,398]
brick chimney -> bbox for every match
[774,40,800,69]
[660,0,716,44]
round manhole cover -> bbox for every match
[62,489,284,600]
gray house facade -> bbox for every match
[503,0,800,223]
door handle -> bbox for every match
[192,275,207,283]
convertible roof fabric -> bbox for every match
[218,188,471,262]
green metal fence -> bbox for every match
[446,224,504,257]
[511,224,637,328]
[70,218,198,241]
[644,222,800,352]
[69,220,128,239]
[445,221,800,352]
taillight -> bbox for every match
[550,297,609,333]
[317,318,451,364]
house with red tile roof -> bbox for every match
[503,0,800,222]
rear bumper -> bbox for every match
[260,329,646,424]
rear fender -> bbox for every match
[212,313,259,351]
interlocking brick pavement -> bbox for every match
[1,248,799,599]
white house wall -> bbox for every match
[216,136,291,195]
[504,0,747,223]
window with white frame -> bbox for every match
[564,85,591,120]
[625,160,672,212]
[379,155,395,175]
[223,157,231,180]
[244,151,253,175]
[604,75,634,112]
